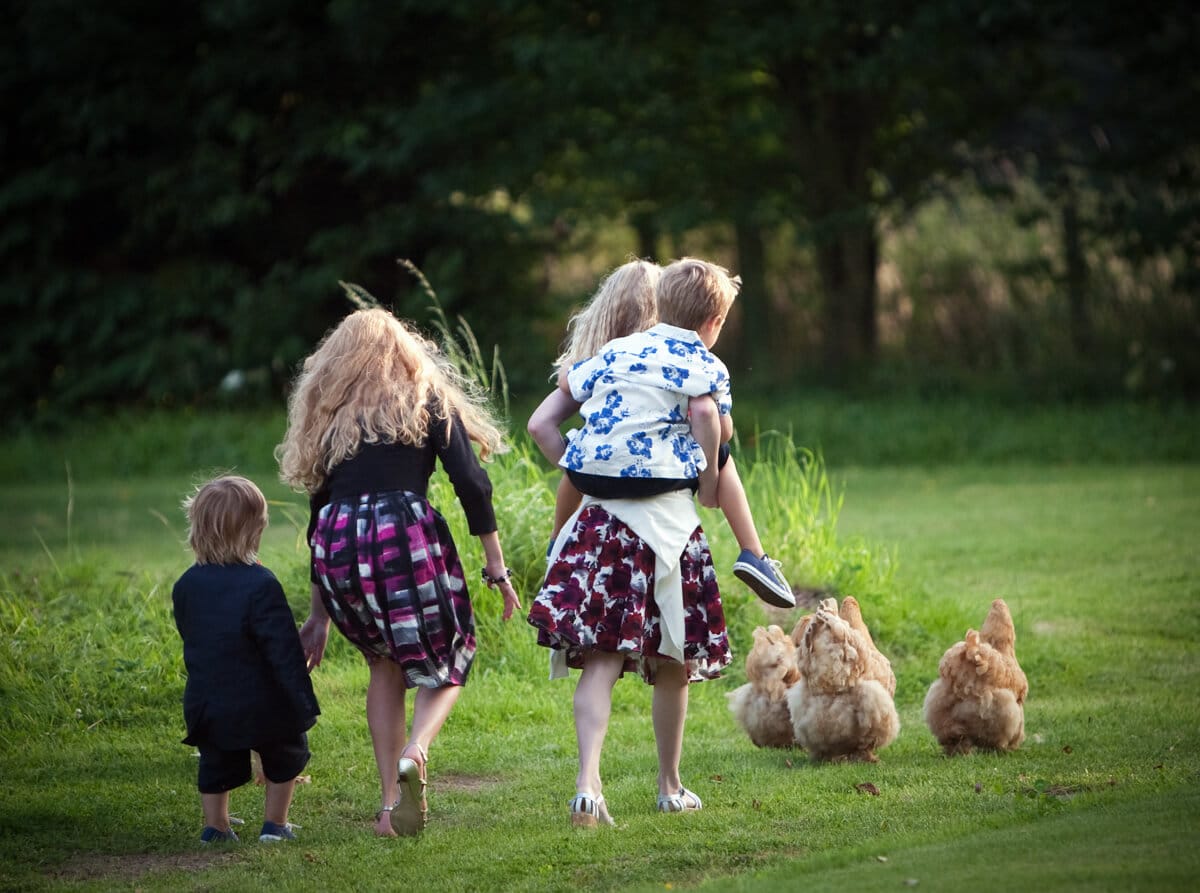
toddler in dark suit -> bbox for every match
[173,475,320,844]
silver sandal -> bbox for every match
[657,787,702,813]
[569,792,615,828]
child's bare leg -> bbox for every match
[725,458,795,608]
[263,777,297,826]
[408,683,462,761]
[651,660,689,797]
[201,791,232,831]
[687,396,721,508]
[573,650,625,797]
[716,457,764,556]
[366,658,407,835]
[552,474,583,541]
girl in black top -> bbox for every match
[277,308,520,838]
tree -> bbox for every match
[720,1,1055,381]
[0,0,559,422]
[960,1,1200,393]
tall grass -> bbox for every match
[0,432,893,739]
[746,393,1200,465]
[343,260,510,414]
[0,561,181,745]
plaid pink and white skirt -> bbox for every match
[527,504,730,683]
[312,490,475,688]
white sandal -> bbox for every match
[569,792,615,828]
[657,787,702,813]
[390,743,428,836]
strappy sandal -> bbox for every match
[569,792,615,828]
[374,805,398,837]
[656,787,703,813]
[389,743,428,837]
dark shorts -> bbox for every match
[197,734,310,794]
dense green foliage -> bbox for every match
[3,2,1197,427]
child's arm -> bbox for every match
[527,385,580,465]
[253,575,321,718]
[688,394,723,508]
[479,530,522,621]
[714,398,734,443]
[529,385,586,540]
[298,583,331,672]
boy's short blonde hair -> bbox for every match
[656,257,741,333]
[184,475,268,565]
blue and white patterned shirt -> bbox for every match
[561,323,732,480]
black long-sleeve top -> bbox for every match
[306,413,497,543]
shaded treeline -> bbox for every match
[2,0,1196,425]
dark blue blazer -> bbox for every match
[173,563,319,750]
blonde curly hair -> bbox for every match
[553,259,660,374]
[276,308,507,493]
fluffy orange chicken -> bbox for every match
[786,603,900,762]
[728,625,802,748]
[839,596,897,697]
[923,598,1029,755]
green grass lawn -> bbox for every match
[0,406,1198,892]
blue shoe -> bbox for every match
[259,821,297,842]
[200,826,239,844]
[733,550,795,608]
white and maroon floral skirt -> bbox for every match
[527,504,730,683]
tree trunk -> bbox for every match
[1061,189,1092,356]
[632,213,658,263]
[733,218,769,380]
[806,96,880,380]
[777,69,882,382]
[814,221,879,377]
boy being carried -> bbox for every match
[530,257,792,608]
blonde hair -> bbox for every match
[184,475,268,566]
[656,257,740,332]
[276,308,507,493]
[553,259,660,373]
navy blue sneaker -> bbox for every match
[259,821,297,842]
[200,826,239,844]
[733,550,795,608]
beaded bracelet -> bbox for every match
[480,566,513,588]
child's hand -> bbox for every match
[299,615,330,671]
[497,578,522,622]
